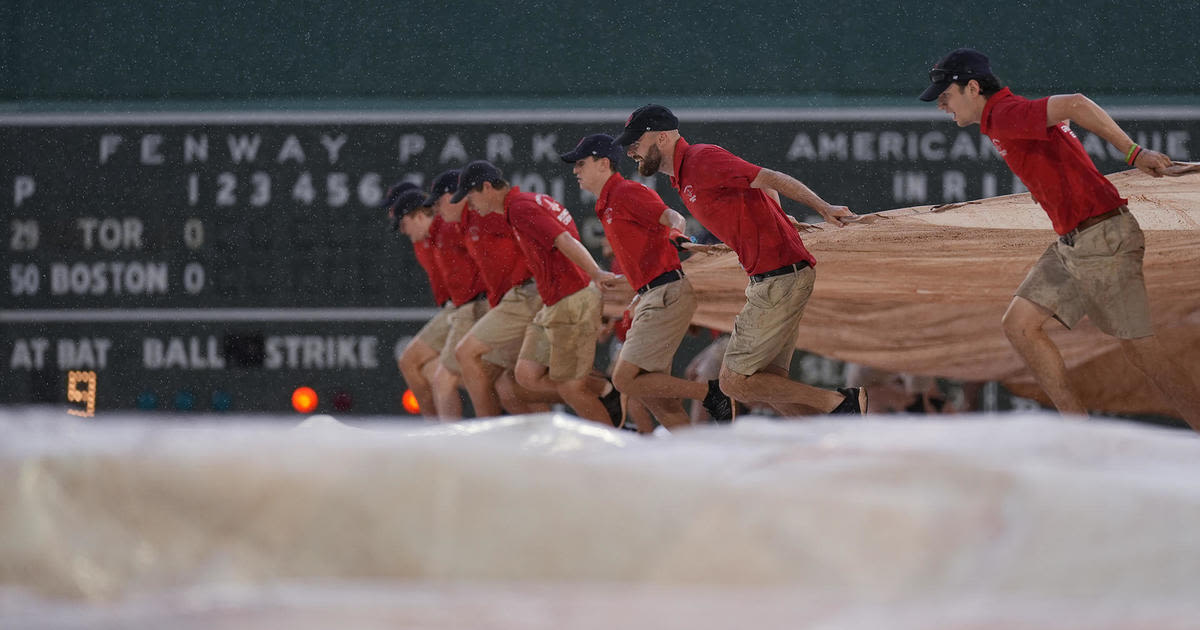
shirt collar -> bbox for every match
[597,172,623,208]
[980,87,1013,134]
[669,136,691,187]
[502,186,521,211]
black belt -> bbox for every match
[749,260,809,283]
[636,269,684,295]
[469,291,487,303]
[1060,206,1127,247]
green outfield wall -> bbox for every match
[3,2,1197,106]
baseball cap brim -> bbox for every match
[615,128,644,146]
[449,188,470,203]
[390,190,427,220]
[919,81,950,102]
[559,147,589,163]
[421,191,441,207]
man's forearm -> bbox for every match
[754,169,828,211]
[1049,94,1134,154]
[659,208,687,232]
[554,232,602,277]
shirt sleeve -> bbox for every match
[690,145,763,189]
[984,96,1052,140]
[509,199,567,248]
[621,181,671,227]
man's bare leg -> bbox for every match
[456,335,504,417]
[628,398,657,433]
[431,364,463,420]
[495,368,557,414]
[612,360,706,400]
[514,358,562,395]
[636,397,690,429]
[719,364,845,413]
[613,360,730,427]
[1002,296,1087,415]
[516,358,609,424]
[1120,336,1200,431]
[770,402,824,416]
[558,377,613,425]
[398,340,439,417]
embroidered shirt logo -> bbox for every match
[681,185,697,204]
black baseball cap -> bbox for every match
[559,133,623,164]
[450,160,504,203]
[421,169,461,207]
[615,104,679,146]
[390,189,428,221]
[380,180,419,210]
[919,48,993,101]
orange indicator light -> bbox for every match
[401,389,420,414]
[292,386,318,413]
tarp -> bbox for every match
[604,167,1200,416]
[3,410,1200,629]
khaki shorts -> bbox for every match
[440,297,489,373]
[619,277,697,373]
[1016,210,1152,339]
[724,266,815,376]
[467,281,543,369]
[519,284,602,382]
[414,302,455,352]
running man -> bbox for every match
[919,48,1200,428]
[617,104,868,416]
[388,183,453,418]
[454,160,620,425]
[424,171,489,420]
[421,169,549,417]
[560,133,732,428]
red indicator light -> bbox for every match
[333,391,353,412]
[401,389,420,414]
[292,386,318,413]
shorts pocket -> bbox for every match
[746,273,797,309]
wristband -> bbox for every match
[1125,143,1142,165]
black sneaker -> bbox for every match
[600,384,624,428]
[702,379,734,423]
[830,387,868,415]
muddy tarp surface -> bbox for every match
[605,167,1200,416]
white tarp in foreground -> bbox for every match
[2,409,1199,629]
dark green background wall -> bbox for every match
[3,1,1197,106]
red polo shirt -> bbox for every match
[413,236,450,306]
[595,173,682,291]
[461,206,532,306]
[429,215,487,307]
[503,187,590,306]
[981,88,1127,235]
[668,137,815,275]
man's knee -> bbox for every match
[1119,336,1159,374]
[555,377,592,401]
[514,360,544,391]
[1002,299,1040,341]
[718,366,749,399]
[400,341,433,372]
[455,335,483,368]
[611,361,639,393]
